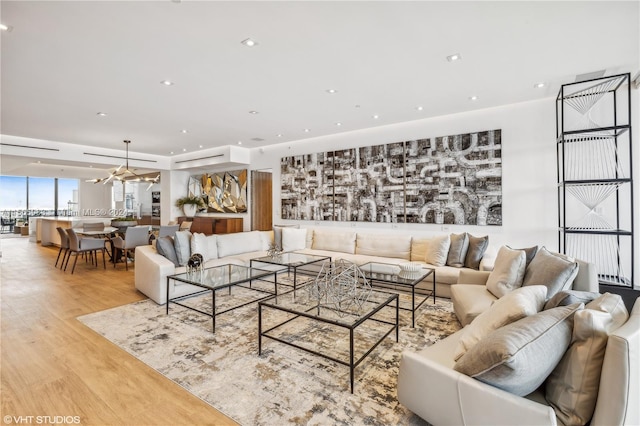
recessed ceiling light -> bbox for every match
[416,106,423,111]
[469,95,478,101]
[160,80,174,86]
[0,24,13,32]
[326,89,337,94]
[276,134,283,138]
[199,145,203,148]
[181,129,188,134]
[447,53,462,62]
[182,148,187,152]
[96,112,107,117]
[241,38,258,47]
[237,141,243,145]
[534,82,546,89]
[170,151,174,154]
[335,122,342,126]
[372,114,379,119]
[304,129,311,133]
[249,110,259,114]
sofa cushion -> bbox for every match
[522,247,579,298]
[156,236,179,266]
[464,234,489,270]
[485,246,526,298]
[446,233,469,267]
[190,232,218,262]
[451,284,497,327]
[454,303,582,396]
[216,231,263,258]
[453,285,547,361]
[356,233,411,260]
[312,230,356,254]
[544,289,601,310]
[546,293,629,425]
[282,227,307,252]
[410,238,430,262]
[173,230,192,266]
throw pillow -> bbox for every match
[544,290,601,310]
[273,224,299,249]
[156,236,179,266]
[446,233,469,267]
[424,234,451,266]
[485,246,526,298]
[173,230,192,266]
[410,238,430,262]
[190,232,218,262]
[453,285,547,361]
[546,293,629,425]
[522,247,579,298]
[312,230,357,254]
[506,245,538,268]
[454,303,583,396]
[282,228,307,252]
[464,234,489,270]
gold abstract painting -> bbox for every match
[189,169,247,213]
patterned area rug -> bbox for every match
[78,284,460,426]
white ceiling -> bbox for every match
[1,1,639,162]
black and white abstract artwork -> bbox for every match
[280,129,502,225]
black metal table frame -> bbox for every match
[250,253,331,291]
[258,293,399,393]
[360,264,436,328]
[166,265,282,333]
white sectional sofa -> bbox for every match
[135,227,496,305]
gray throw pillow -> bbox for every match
[507,245,538,268]
[173,230,192,266]
[464,234,489,270]
[156,236,179,266]
[522,247,579,298]
[544,290,601,310]
[447,233,469,268]
[454,303,583,396]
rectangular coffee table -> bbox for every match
[359,262,435,327]
[250,252,330,290]
[258,289,398,393]
[166,264,280,333]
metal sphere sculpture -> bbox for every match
[309,259,371,316]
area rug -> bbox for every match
[78,286,460,426]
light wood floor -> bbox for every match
[0,237,236,425]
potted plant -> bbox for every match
[175,195,205,217]
[111,216,138,228]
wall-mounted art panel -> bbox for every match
[189,169,248,213]
[281,153,332,220]
[280,129,501,225]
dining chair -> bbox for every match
[64,228,107,274]
[111,225,150,270]
[158,225,179,238]
[55,227,70,268]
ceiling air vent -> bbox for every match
[251,138,265,142]
[574,70,606,83]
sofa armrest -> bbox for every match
[457,270,491,285]
[399,347,557,426]
[135,245,177,305]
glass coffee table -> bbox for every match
[250,252,330,290]
[359,262,435,327]
[166,264,280,333]
[258,289,398,393]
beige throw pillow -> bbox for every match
[546,293,629,425]
[522,246,579,298]
[453,285,547,361]
[485,246,526,298]
[424,235,451,266]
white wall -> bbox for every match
[78,180,112,216]
[250,97,567,249]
